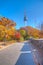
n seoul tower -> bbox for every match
[24,11,28,26]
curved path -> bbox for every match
[0,42,35,65]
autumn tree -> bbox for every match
[1,17,16,27]
[0,17,16,41]
[15,32,21,39]
[0,25,6,41]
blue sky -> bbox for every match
[0,0,43,29]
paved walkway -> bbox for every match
[0,42,35,65]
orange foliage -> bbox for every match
[20,26,42,38]
[0,17,16,27]
[15,32,21,39]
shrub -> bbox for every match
[19,36,24,42]
[25,36,30,40]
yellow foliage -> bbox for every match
[0,17,16,41]
[0,25,6,31]
[7,27,16,36]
